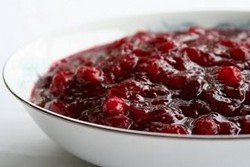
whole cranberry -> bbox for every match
[76,66,103,84]
[230,47,247,61]
[103,96,127,115]
[218,121,240,135]
[183,47,200,62]
[108,79,144,99]
[144,59,165,79]
[217,66,241,87]
[219,39,236,48]
[193,117,219,135]
[49,71,73,94]
[183,47,212,66]
[158,40,175,53]
[111,37,128,48]
[149,108,177,124]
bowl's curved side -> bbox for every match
[23,102,250,167]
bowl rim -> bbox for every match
[3,10,250,140]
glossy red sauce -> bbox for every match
[31,27,250,135]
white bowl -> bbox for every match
[3,11,250,167]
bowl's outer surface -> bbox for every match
[3,11,250,167]
[24,103,250,167]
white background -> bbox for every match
[0,1,250,166]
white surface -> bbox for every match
[0,1,250,167]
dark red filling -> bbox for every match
[31,27,250,135]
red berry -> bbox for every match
[149,108,177,124]
[76,66,103,84]
[219,121,240,135]
[145,59,162,78]
[143,59,174,80]
[183,47,201,64]
[219,39,236,48]
[184,47,200,60]
[152,35,170,44]
[112,37,128,48]
[193,117,219,135]
[158,41,175,52]
[103,96,127,115]
[108,79,144,99]
[183,47,212,66]
[217,66,241,86]
[50,71,73,94]
[230,47,247,61]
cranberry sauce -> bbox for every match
[31,27,250,135]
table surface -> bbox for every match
[1,1,250,166]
